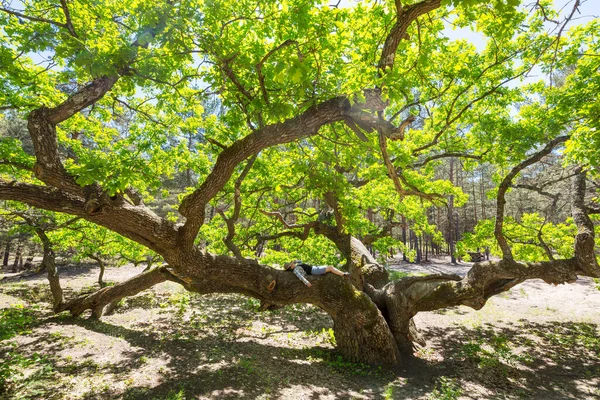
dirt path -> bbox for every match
[1,260,599,399]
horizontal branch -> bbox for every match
[57,266,172,317]
[412,257,582,313]
[0,179,178,255]
[0,179,86,216]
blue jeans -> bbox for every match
[311,266,327,275]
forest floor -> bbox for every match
[1,256,599,400]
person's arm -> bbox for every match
[293,268,311,287]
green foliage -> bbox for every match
[539,323,600,353]
[0,305,45,394]
[158,388,186,400]
[389,270,413,281]
[256,236,341,267]
[0,342,51,395]
[460,333,532,372]
[0,305,34,341]
[49,218,158,268]
[168,291,191,318]
[237,357,256,374]
[429,376,462,400]
[306,349,378,376]
[458,214,577,262]
[384,384,395,400]
[322,327,336,346]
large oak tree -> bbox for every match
[1,0,598,366]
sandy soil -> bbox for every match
[1,257,599,400]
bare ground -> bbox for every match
[1,257,599,400]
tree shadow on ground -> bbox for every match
[59,303,599,399]
[418,320,600,399]
[3,288,599,399]
[44,316,396,399]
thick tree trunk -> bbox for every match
[183,252,401,365]
[307,228,427,362]
[60,253,402,365]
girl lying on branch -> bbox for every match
[284,260,350,287]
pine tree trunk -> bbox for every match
[12,243,22,273]
[448,158,456,264]
[480,168,487,220]
[472,179,478,227]
[401,216,407,262]
[415,233,422,264]
[2,240,10,267]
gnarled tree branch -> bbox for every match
[217,154,258,260]
[378,0,442,70]
[494,136,569,260]
[179,96,356,248]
